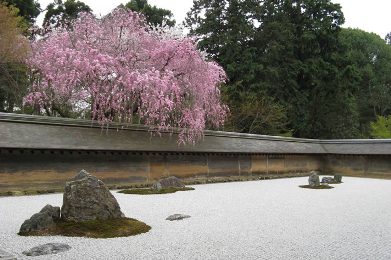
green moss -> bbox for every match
[18,218,151,238]
[118,187,195,195]
[321,181,343,184]
[299,185,334,189]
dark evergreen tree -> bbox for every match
[43,0,91,31]
[125,0,175,26]
[185,0,289,135]
[3,0,41,24]
[339,28,391,136]
[186,0,361,138]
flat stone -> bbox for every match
[0,249,17,260]
[22,243,71,256]
[61,170,124,222]
[166,214,191,221]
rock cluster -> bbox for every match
[152,176,185,191]
[321,175,343,184]
[19,170,124,234]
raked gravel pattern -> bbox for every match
[1,177,391,260]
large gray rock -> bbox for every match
[308,171,320,187]
[166,214,191,221]
[153,176,185,191]
[0,249,17,260]
[61,170,124,222]
[22,243,71,256]
[19,204,60,234]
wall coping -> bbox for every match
[1,112,391,154]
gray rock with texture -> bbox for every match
[334,174,343,182]
[22,243,71,256]
[321,177,335,184]
[152,181,162,191]
[308,171,320,187]
[166,214,191,221]
[0,249,17,260]
[153,176,184,191]
[61,170,124,222]
[19,204,60,234]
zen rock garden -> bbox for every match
[2,174,390,259]
[299,171,343,189]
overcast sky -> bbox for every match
[37,0,390,38]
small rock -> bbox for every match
[61,170,124,222]
[166,214,191,221]
[22,243,71,256]
[0,249,17,260]
[19,204,60,234]
[152,181,162,191]
[308,171,320,187]
[153,176,184,191]
[334,174,343,182]
[321,177,335,184]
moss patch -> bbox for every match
[299,185,334,189]
[321,181,343,184]
[18,218,151,238]
[118,187,194,195]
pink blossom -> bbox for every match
[25,8,228,144]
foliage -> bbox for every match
[370,116,391,138]
[125,0,175,27]
[223,92,290,135]
[253,0,351,138]
[118,187,194,195]
[339,29,391,136]
[186,0,364,138]
[186,0,290,136]
[43,0,91,32]
[185,0,258,90]
[25,8,228,144]
[19,217,151,238]
[0,4,29,62]
[0,3,30,112]
[2,0,40,24]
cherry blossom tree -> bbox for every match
[24,8,228,144]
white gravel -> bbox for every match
[1,177,391,260]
